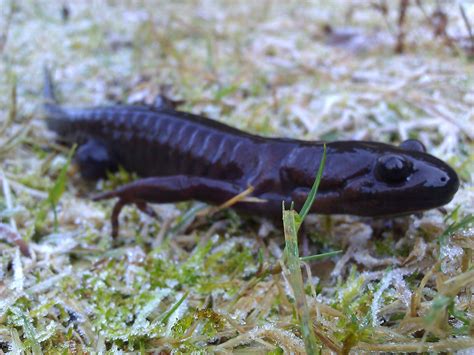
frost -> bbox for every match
[440,244,464,259]
[210,237,256,256]
[35,321,57,342]
[132,288,171,334]
[0,295,21,318]
[440,243,464,273]
[10,248,23,292]
[164,295,188,337]
[49,156,68,173]
[210,233,220,244]
[26,267,72,294]
[371,268,411,327]
[267,241,283,259]
[36,232,79,255]
[8,328,23,354]
[60,200,106,226]
[247,324,305,353]
[257,220,274,237]
[459,227,474,238]
[165,279,178,288]
[230,307,252,323]
[109,343,122,354]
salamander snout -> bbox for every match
[374,152,459,205]
[428,161,459,203]
[376,152,460,212]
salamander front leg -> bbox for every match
[93,175,243,237]
[76,139,117,180]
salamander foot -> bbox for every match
[93,192,157,238]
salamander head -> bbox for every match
[283,139,459,216]
[343,145,459,216]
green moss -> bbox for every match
[373,235,396,256]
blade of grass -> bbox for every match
[438,214,474,247]
[168,202,208,236]
[0,72,16,135]
[0,74,34,158]
[299,144,327,222]
[48,145,77,207]
[300,250,343,262]
[35,145,76,231]
[160,291,189,325]
[281,144,327,353]
[48,144,77,230]
[283,207,319,354]
[10,307,42,355]
[1,170,17,232]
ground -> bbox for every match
[0,1,473,353]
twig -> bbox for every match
[0,223,30,257]
[395,0,410,53]
[0,0,13,54]
[415,0,458,53]
[355,338,474,352]
[0,73,16,136]
[372,0,395,35]
[1,174,48,199]
[1,171,17,232]
[459,4,474,50]
[196,185,264,218]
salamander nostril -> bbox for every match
[440,176,447,182]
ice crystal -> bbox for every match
[371,268,411,327]
[10,249,23,292]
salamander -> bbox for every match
[43,71,459,237]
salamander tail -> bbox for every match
[43,65,57,105]
[42,66,68,133]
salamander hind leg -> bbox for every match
[93,175,243,237]
[151,94,182,111]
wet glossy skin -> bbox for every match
[45,102,459,236]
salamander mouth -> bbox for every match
[329,159,460,217]
[309,177,459,217]
[343,197,448,216]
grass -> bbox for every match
[0,1,473,353]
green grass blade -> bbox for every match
[160,291,189,325]
[35,145,76,231]
[299,144,327,222]
[438,214,474,247]
[283,207,319,354]
[48,144,77,231]
[281,144,329,352]
[300,250,343,262]
[48,144,77,208]
[0,72,16,136]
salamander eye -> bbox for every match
[400,139,426,152]
[376,154,413,183]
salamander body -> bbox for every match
[44,78,459,236]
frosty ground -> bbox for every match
[0,1,473,353]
